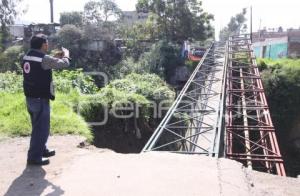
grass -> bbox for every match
[0,91,93,142]
[258,58,300,176]
[257,58,300,68]
[0,72,175,142]
[258,58,300,86]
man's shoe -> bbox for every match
[43,149,56,158]
[27,158,50,166]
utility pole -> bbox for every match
[49,0,54,23]
[250,6,252,42]
[258,19,262,38]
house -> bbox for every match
[82,39,107,52]
[24,23,60,39]
[252,28,300,59]
[9,23,60,39]
[122,11,148,26]
[8,25,25,39]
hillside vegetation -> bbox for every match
[0,70,174,143]
[258,58,300,176]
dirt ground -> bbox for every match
[0,136,299,196]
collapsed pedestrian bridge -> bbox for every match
[142,34,286,176]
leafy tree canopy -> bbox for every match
[0,0,23,48]
[60,11,84,27]
[135,0,214,43]
[57,24,83,60]
[0,0,22,26]
[219,8,247,41]
[84,0,122,24]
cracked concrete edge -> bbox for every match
[217,158,252,196]
[216,159,224,196]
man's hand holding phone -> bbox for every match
[62,47,70,59]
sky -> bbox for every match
[17,0,300,38]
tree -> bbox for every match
[82,24,114,41]
[135,0,214,43]
[0,0,23,49]
[56,20,122,72]
[82,25,121,68]
[138,40,184,82]
[60,11,84,27]
[0,45,24,72]
[219,8,247,41]
[258,59,300,176]
[83,0,122,24]
[120,19,158,60]
[57,24,83,62]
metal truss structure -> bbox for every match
[142,42,227,157]
[142,35,285,176]
[225,34,285,176]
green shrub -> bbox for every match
[0,71,174,142]
[139,41,184,81]
[78,73,175,133]
[0,69,97,141]
[108,57,144,79]
[109,73,175,102]
[0,71,23,93]
[185,60,199,72]
[79,85,150,122]
[259,58,300,176]
[0,92,92,141]
[54,69,99,94]
[0,45,24,72]
[0,69,99,94]
[260,58,300,113]
[257,58,267,71]
[262,64,300,120]
[57,24,83,60]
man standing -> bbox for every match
[22,34,70,165]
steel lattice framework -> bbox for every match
[142,42,227,156]
[142,35,285,176]
[225,35,285,176]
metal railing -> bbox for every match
[142,42,227,157]
[141,35,286,176]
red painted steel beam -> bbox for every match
[225,35,286,176]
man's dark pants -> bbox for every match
[26,97,50,161]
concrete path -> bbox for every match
[0,136,299,196]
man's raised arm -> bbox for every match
[41,48,70,70]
